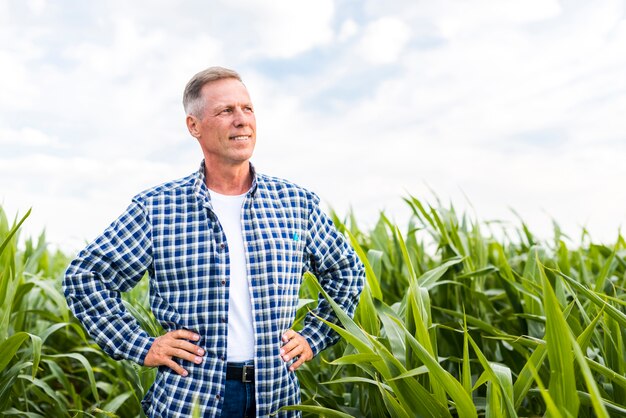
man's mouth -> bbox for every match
[230,135,251,141]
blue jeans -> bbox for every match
[222,363,255,417]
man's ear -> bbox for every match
[186,115,200,138]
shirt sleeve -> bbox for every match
[62,198,155,365]
[299,193,365,357]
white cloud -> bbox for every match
[0,154,193,252]
[0,45,41,111]
[436,0,562,38]
[219,0,335,59]
[248,1,626,244]
[0,127,61,147]
[1,0,625,251]
[356,17,411,64]
[362,0,562,38]
[338,19,359,42]
[27,0,46,15]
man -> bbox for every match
[63,66,364,417]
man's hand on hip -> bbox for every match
[143,330,205,376]
[280,329,313,372]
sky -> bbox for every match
[1,0,625,253]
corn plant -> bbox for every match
[0,207,155,417]
[2,198,626,417]
[293,197,626,417]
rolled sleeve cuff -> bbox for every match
[299,321,338,358]
[123,333,156,365]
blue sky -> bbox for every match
[1,0,625,251]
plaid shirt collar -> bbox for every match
[193,160,259,209]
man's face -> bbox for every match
[189,78,256,168]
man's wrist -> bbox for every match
[126,334,156,365]
[297,326,324,357]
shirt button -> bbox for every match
[220,280,226,285]
[220,355,225,361]
[216,394,221,400]
[221,317,226,323]
[220,243,225,249]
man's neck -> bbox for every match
[204,161,252,195]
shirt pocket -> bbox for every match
[267,238,306,300]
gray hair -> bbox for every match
[183,66,242,117]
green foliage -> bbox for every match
[0,206,153,417]
[2,198,626,417]
[295,197,626,417]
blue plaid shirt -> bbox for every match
[63,162,364,417]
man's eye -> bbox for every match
[221,108,232,114]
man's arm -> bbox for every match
[296,194,365,357]
[63,199,156,364]
[64,199,207,375]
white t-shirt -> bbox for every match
[208,189,255,362]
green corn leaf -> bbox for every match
[486,363,514,418]
[17,374,67,410]
[594,246,615,293]
[568,323,609,417]
[388,314,477,418]
[28,334,41,379]
[455,266,498,280]
[577,391,626,416]
[360,334,451,417]
[417,257,464,290]
[404,196,435,230]
[328,353,382,366]
[30,279,71,323]
[43,359,73,398]
[279,404,357,418]
[346,230,383,300]
[552,269,626,329]
[472,370,489,392]
[102,392,132,414]
[2,407,47,418]
[355,284,380,336]
[394,226,419,285]
[467,334,517,417]
[586,358,626,392]
[304,272,373,352]
[378,381,412,418]
[0,360,33,409]
[512,343,547,409]
[462,314,472,396]
[0,209,31,256]
[377,304,408,366]
[308,283,450,417]
[45,353,100,404]
[386,365,431,380]
[322,376,393,392]
[0,332,29,372]
[539,259,579,417]
[38,322,83,344]
[406,284,433,352]
[368,249,383,285]
[526,361,564,418]
[576,307,604,352]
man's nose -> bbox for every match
[232,107,252,126]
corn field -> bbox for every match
[1,199,625,417]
